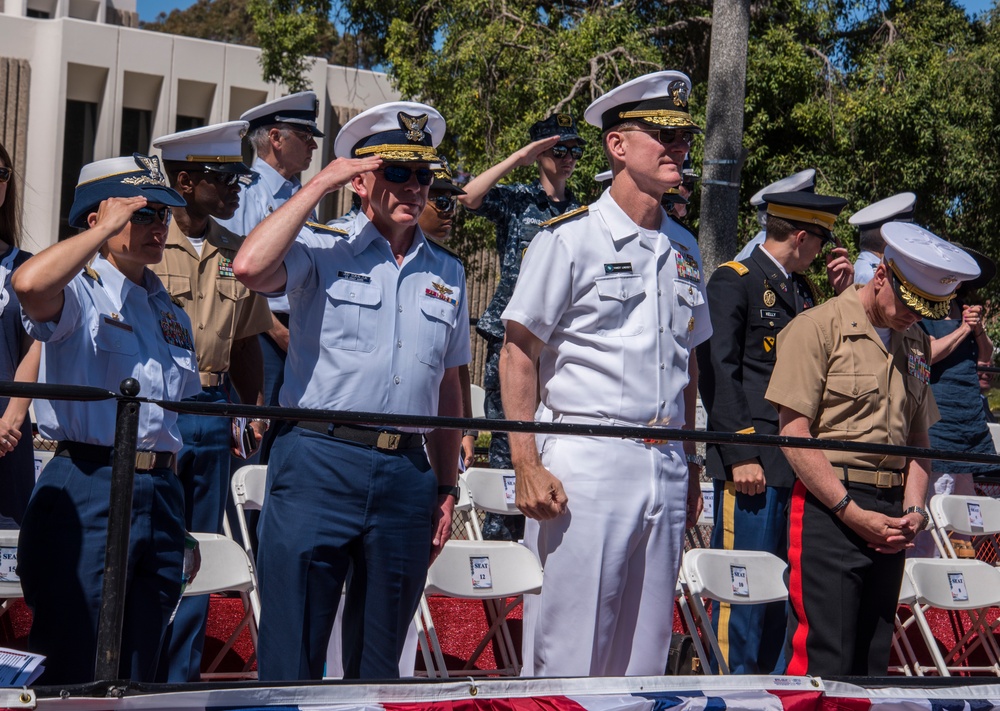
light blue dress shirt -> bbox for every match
[22,255,201,452]
[271,213,472,424]
[853,250,881,285]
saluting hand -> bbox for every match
[514,136,562,168]
[515,461,569,520]
[94,196,148,238]
[825,246,854,295]
[317,156,383,194]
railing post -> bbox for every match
[94,378,142,681]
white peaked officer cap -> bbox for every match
[849,192,916,228]
[333,101,446,163]
[750,169,816,207]
[583,71,701,132]
[69,154,185,229]
[241,91,324,137]
[152,121,252,173]
[880,222,980,320]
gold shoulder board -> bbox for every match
[306,221,348,235]
[539,204,589,228]
[719,261,749,276]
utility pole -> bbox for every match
[698,0,751,278]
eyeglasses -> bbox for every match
[430,195,457,213]
[130,206,171,226]
[550,144,584,160]
[0,167,10,184]
[284,127,316,143]
[801,227,828,242]
[619,128,696,147]
[379,166,434,186]
[202,170,242,187]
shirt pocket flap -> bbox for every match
[596,274,644,302]
[826,373,879,398]
[164,274,192,298]
[420,295,458,326]
[675,279,705,307]
[327,279,381,307]
[216,278,248,302]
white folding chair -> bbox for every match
[928,494,1000,560]
[417,539,542,678]
[681,548,788,675]
[186,532,259,680]
[229,464,266,623]
[890,569,922,676]
[32,449,53,482]
[905,558,1000,676]
[470,384,486,419]
[989,423,1000,453]
[463,466,518,541]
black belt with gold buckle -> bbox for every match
[294,421,423,451]
[54,441,176,472]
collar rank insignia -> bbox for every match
[399,112,428,142]
[907,350,930,384]
[83,264,102,284]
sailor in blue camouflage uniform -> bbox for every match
[459,113,585,540]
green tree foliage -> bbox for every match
[141,0,378,87]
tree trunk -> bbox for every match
[698,0,751,279]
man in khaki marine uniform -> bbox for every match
[765,221,980,676]
[151,121,274,681]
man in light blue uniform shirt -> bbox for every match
[234,100,469,680]
[216,92,323,457]
[849,192,916,285]
[13,154,201,684]
[734,168,815,261]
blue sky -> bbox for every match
[140,0,996,23]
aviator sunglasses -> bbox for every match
[430,195,457,213]
[0,167,10,184]
[379,166,434,186]
[130,206,172,225]
[550,144,584,160]
[619,127,696,147]
[202,169,242,187]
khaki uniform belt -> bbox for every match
[199,372,227,388]
[55,441,176,472]
[842,466,904,488]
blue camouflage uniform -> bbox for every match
[473,181,579,540]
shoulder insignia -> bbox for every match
[426,236,461,260]
[805,277,823,304]
[82,265,102,284]
[719,261,749,276]
[539,204,589,228]
[306,221,349,236]
[170,295,185,308]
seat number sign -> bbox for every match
[470,556,493,590]
[731,565,749,597]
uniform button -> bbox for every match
[769,321,774,327]
[397,340,403,348]
[657,289,663,296]
[198,293,204,300]
[621,290,627,298]
[198,323,204,330]
[688,286,693,295]
[394,376,401,385]
[660,363,665,370]
[398,305,403,313]
[597,330,605,337]
[659,326,664,333]
[350,292,355,299]
[661,401,667,408]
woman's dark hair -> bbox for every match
[0,143,22,249]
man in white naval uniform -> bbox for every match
[500,70,711,677]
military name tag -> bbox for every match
[760,310,780,319]
[103,315,134,332]
[604,262,632,274]
[337,270,371,284]
[731,565,750,597]
[470,556,493,590]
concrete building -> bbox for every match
[0,0,399,252]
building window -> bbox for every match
[176,115,205,133]
[25,8,50,17]
[60,100,98,240]
[121,107,152,156]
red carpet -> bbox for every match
[1,595,997,676]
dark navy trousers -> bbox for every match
[18,456,185,684]
[256,425,437,680]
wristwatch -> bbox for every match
[903,505,930,532]
[686,453,705,468]
[437,484,461,500]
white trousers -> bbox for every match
[522,434,688,677]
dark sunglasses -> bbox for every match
[0,167,10,184]
[621,128,696,147]
[430,195,457,213]
[380,166,434,186]
[550,144,584,160]
[130,206,171,225]
[202,170,242,187]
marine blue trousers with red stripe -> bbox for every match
[784,478,905,676]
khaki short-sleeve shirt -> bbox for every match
[153,219,273,374]
[765,285,939,471]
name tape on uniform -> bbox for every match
[470,556,493,590]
